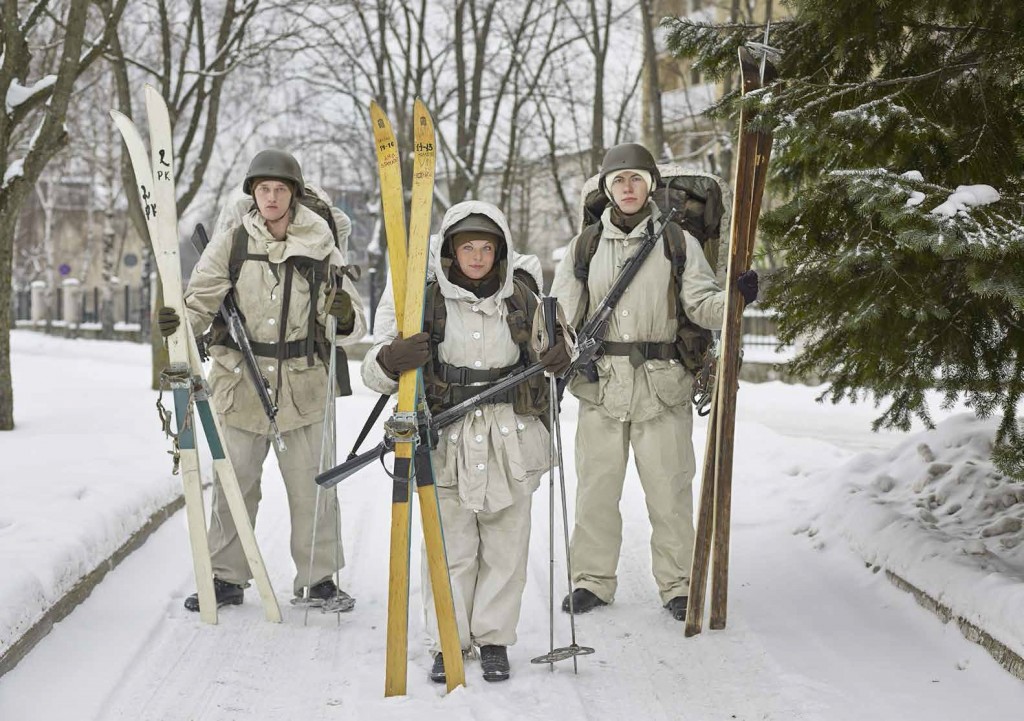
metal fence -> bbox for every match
[741,307,782,349]
[11,284,151,333]
[12,285,784,354]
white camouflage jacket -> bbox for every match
[185,204,366,434]
[550,200,725,423]
[362,201,551,513]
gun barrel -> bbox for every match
[316,442,386,488]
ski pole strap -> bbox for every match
[348,393,390,460]
[543,296,558,351]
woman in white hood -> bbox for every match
[362,200,571,683]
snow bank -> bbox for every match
[0,333,182,658]
[810,413,1024,658]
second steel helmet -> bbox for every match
[242,149,305,196]
[598,143,661,194]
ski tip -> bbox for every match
[414,98,434,120]
[738,44,780,86]
[369,101,391,131]
[144,85,170,113]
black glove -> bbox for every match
[737,269,759,305]
[157,306,180,338]
[377,332,431,378]
[539,330,572,377]
[328,290,355,334]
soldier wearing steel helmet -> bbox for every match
[158,149,367,613]
[550,142,759,621]
[363,200,572,683]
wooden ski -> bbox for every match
[373,99,464,695]
[407,100,465,693]
[370,101,414,696]
[686,45,777,634]
[111,86,281,625]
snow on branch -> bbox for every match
[930,185,1001,218]
[5,75,57,114]
[2,159,25,189]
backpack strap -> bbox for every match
[570,222,604,329]
[505,276,538,365]
[228,225,269,285]
[423,281,446,347]
[300,261,323,367]
[662,221,688,285]
[572,222,603,283]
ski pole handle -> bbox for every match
[543,296,558,352]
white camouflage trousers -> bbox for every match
[207,420,343,595]
[421,487,533,654]
[569,400,695,605]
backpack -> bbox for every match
[422,270,549,422]
[573,164,730,374]
[210,188,354,396]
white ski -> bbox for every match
[111,85,281,624]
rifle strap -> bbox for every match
[348,393,390,460]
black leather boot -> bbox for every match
[664,595,688,621]
[479,645,510,682]
[429,653,446,684]
[184,578,244,613]
[560,587,608,614]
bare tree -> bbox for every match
[103,0,303,386]
[0,0,129,429]
[639,0,666,159]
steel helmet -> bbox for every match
[598,143,661,194]
[242,149,305,196]
[442,213,507,260]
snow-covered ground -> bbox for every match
[1,330,1022,720]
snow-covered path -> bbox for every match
[1,333,1022,720]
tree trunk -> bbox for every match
[0,199,15,430]
[640,0,666,159]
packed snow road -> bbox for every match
[1,367,1022,720]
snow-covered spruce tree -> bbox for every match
[664,1,1024,477]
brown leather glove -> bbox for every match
[328,290,355,334]
[157,307,180,338]
[737,269,759,305]
[377,332,431,378]
[539,329,572,377]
